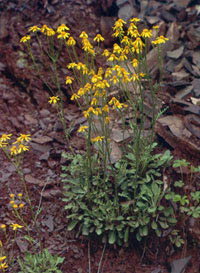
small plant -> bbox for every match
[62,148,177,245]
[17,14,199,259]
[18,249,64,273]
[0,134,34,219]
[165,159,200,254]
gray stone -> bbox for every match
[171,256,191,273]
[118,3,134,22]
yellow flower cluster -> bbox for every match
[20,23,71,42]
[0,256,8,272]
[80,31,95,55]
[152,35,169,45]
[0,133,31,156]
[91,136,104,143]
[9,193,24,210]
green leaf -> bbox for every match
[142,225,148,236]
[109,230,116,244]
[174,180,184,187]
[96,228,102,235]
[155,228,161,237]
[136,232,142,241]
[192,211,200,218]
[124,227,129,243]
[167,217,177,224]
[151,221,158,230]
[68,220,78,231]
[152,183,160,197]
[159,221,169,229]
[82,224,89,235]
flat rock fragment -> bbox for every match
[171,256,191,273]
[167,46,184,59]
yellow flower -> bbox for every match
[18,144,29,153]
[94,34,104,43]
[105,68,112,78]
[153,25,159,29]
[113,43,122,54]
[105,116,110,124]
[57,24,70,33]
[130,17,140,23]
[57,31,70,39]
[48,96,60,104]
[0,134,12,142]
[0,141,7,148]
[93,107,102,116]
[91,136,104,143]
[82,38,93,52]
[67,62,77,69]
[0,224,6,230]
[131,58,138,68]
[141,29,152,38]
[114,101,123,109]
[127,23,137,36]
[132,37,144,52]
[98,67,103,76]
[83,107,94,118]
[66,76,74,84]
[9,201,15,205]
[91,74,102,83]
[0,256,6,263]
[109,97,118,106]
[107,54,118,62]
[80,31,88,38]
[28,26,40,32]
[77,88,85,96]
[102,105,109,113]
[139,72,145,77]
[122,75,131,83]
[10,193,15,199]
[76,62,85,70]
[131,73,139,81]
[118,53,127,61]
[130,29,140,38]
[0,261,8,272]
[112,29,124,38]
[70,93,80,101]
[78,126,88,133]
[13,204,18,209]
[20,35,31,43]
[110,75,119,85]
[46,28,55,36]
[19,203,24,209]
[91,98,98,106]
[102,49,110,57]
[103,80,110,88]
[66,36,76,46]
[84,83,92,93]
[18,193,23,197]
[16,134,31,143]
[113,18,126,30]
[40,24,49,33]
[123,46,129,55]
[0,240,2,247]
[152,35,169,45]
[10,223,23,231]
[83,111,89,119]
[121,36,130,45]
[88,107,95,113]
[10,146,18,155]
